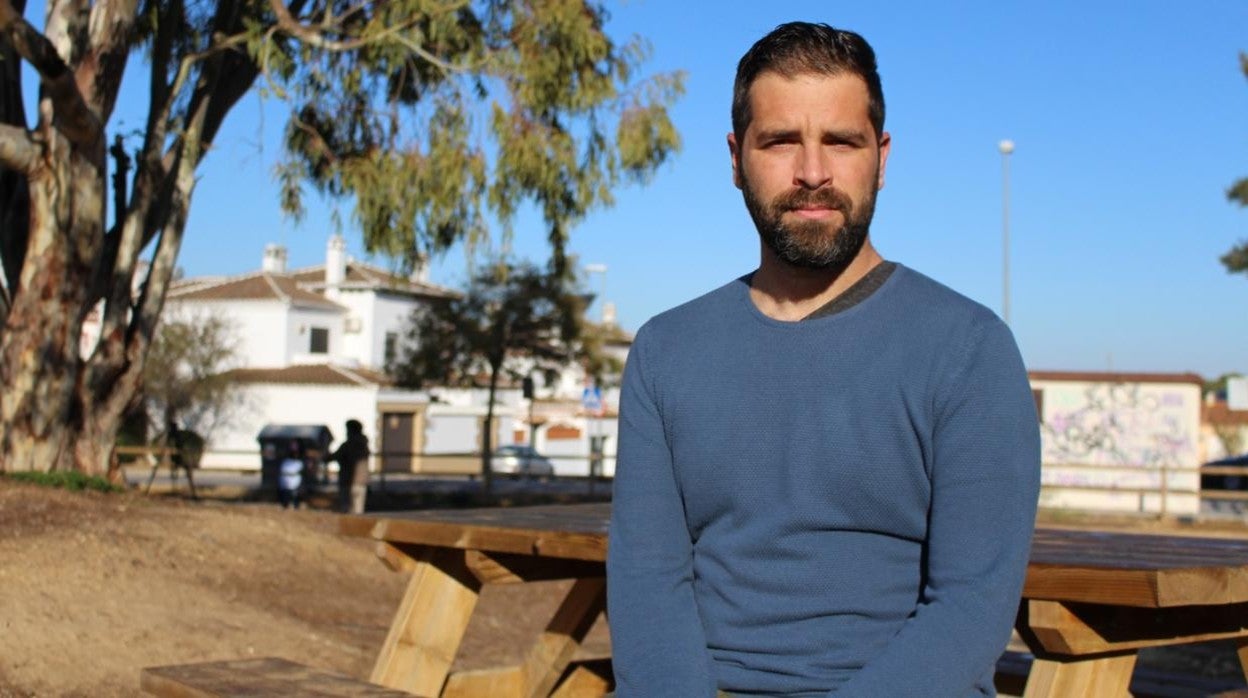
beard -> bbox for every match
[741,171,879,271]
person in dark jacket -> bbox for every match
[329,419,371,513]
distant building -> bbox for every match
[163,236,629,476]
[1202,398,1248,463]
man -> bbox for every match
[328,419,371,514]
[607,22,1040,697]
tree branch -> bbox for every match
[0,122,36,171]
[267,0,431,55]
[80,0,140,121]
[0,0,103,154]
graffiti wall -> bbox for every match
[1032,376,1203,515]
[1038,381,1199,469]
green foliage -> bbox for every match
[143,314,241,437]
[389,259,588,390]
[1226,52,1248,275]
[1221,242,1248,275]
[6,471,122,493]
[265,0,685,274]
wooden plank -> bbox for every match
[549,659,613,698]
[370,547,483,696]
[141,657,416,697]
[521,577,607,698]
[442,666,524,698]
[376,542,419,574]
[464,551,606,585]
[340,515,380,540]
[1019,599,1248,655]
[1205,490,1248,502]
[373,518,608,563]
[1021,652,1136,698]
[1024,564,1161,608]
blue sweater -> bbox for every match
[607,265,1040,697]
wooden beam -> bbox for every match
[370,547,483,695]
[1022,652,1137,698]
[464,550,606,585]
[550,659,613,698]
[1020,600,1248,655]
[1238,637,1248,684]
[442,666,524,698]
[521,577,607,698]
[376,542,419,574]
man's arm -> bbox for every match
[832,317,1041,697]
[607,328,718,697]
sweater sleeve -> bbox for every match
[831,317,1041,697]
[607,327,718,697]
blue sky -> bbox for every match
[97,2,1248,378]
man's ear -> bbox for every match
[728,132,743,190]
[876,131,891,190]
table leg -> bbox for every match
[371,546,483,696]
[522,577,607,697]
[1238,636,1248,683]
[1021,652,1137,698]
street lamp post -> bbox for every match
[998,139,1014,325]
[584,263,608,324]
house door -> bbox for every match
[381,412,414,473]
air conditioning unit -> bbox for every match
[344,316,362,334]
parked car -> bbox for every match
[492,445,555,480]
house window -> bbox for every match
[384,332,398,366]
[1032,389,1044,422]
[310,327,329,354]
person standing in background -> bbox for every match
[329,419,371,514]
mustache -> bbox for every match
[775,187,853,212]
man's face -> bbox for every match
[729,71,890,270]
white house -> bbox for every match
[164,235,628,476]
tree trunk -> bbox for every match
[481,362,500,499]
[0,139,103,472]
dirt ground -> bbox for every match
[0,478,1244,696]
[0,480,610,696]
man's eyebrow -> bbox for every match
[753,128,800,143]
[752,127,871,145]
[823,128,869,145]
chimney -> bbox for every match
[326,234,347,286]
[262,244,287,273]
[408,253,429,284]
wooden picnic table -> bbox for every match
[342,504,1248,697]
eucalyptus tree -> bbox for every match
[1225,52,1248,274]
[0,0,682,473]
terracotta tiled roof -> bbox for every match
[1204,401,1248,426]
[169,272,345,310]
[288,262,459,299]
[1028,371,1204,386]
[222,364,394,386]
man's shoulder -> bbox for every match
[888,264,1001,327]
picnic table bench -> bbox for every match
[341,503,1248,698]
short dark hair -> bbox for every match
[732,22,885,143]
[346,419,363,434]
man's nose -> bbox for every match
[795,146,831,189]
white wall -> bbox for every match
[165,300,288,368]
[371,293,416,368]
[200,382,379,470]
[286,306,343,365]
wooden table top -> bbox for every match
[343,503,1248,609]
